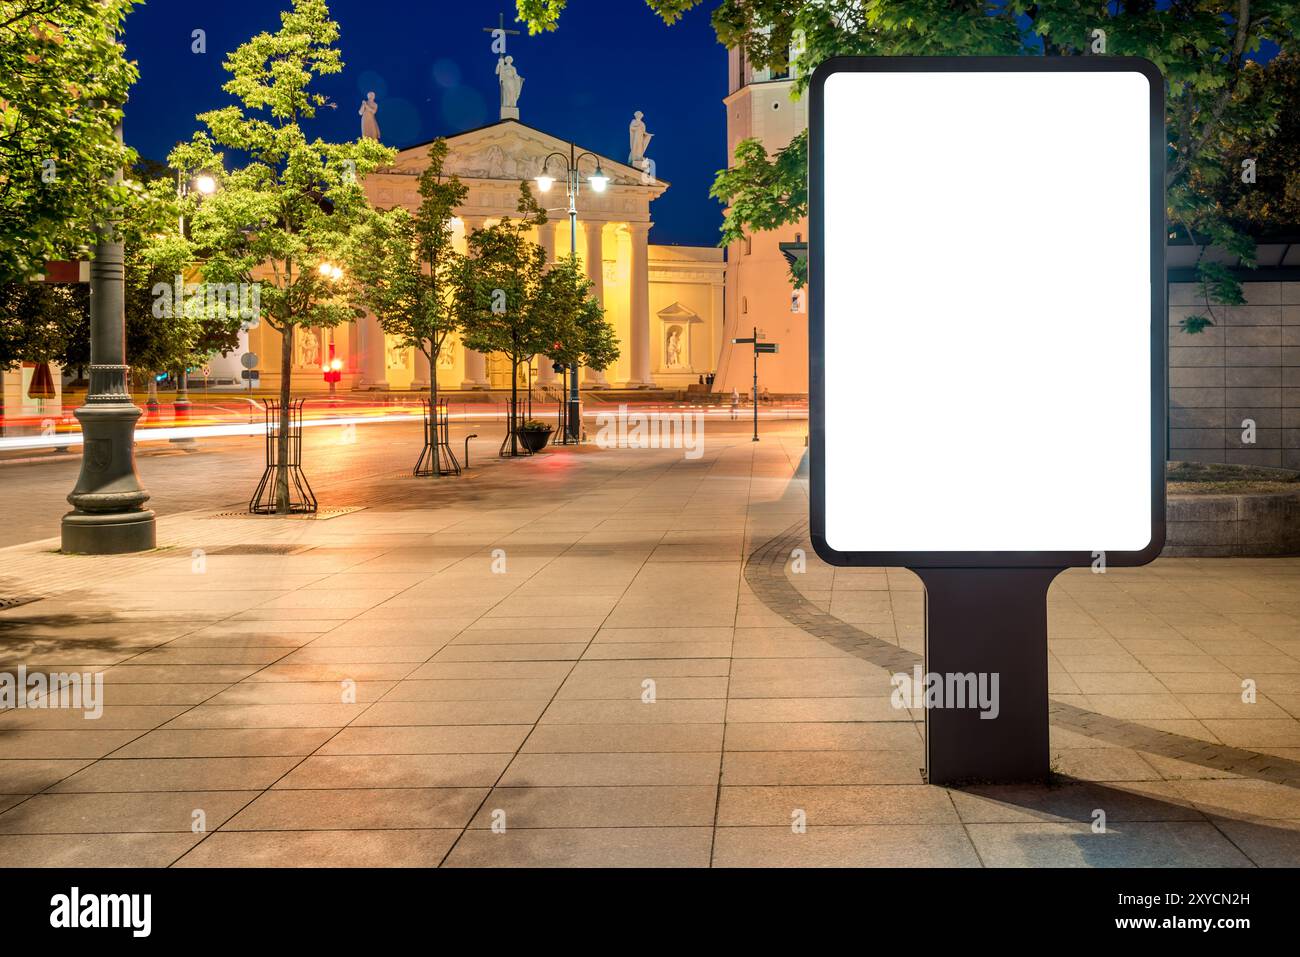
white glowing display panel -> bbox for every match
[814,62,1162,562]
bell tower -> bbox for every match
[715,44,810,396]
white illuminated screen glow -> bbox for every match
[821,70,1152,554]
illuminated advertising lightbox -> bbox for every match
[810,57,1166,568]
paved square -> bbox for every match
[1,423,1298,866]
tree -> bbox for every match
[170,0,394,511]
[53,172,244,394]
[0,0,139,283]
[1208,49,1300,232]
[535,254,620,381]
[349,139,467,473]
[531,254,620,440]
[519,0,1300,334]
[120,176,243,397]
[0,280,85,371]
[456,184,549,456]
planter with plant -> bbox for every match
[516,419,553,453]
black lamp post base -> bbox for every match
[566,398,582,442]
[61,509,156,554]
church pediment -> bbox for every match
[657,302,702,322]
[391,120,665,190]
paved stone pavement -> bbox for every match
[0,420,1297,867]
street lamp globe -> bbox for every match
[194,174,217,195]
[588,165,608,192]
[535,174,555,193]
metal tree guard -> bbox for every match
[249,398,317,514]
[415,396,462,476]
[499,394,534,457]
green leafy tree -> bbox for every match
[120,177,243,397]
[0,280,85,370]
[456,184,550,456]
[169,0,394,511]
[519,0,1299,334]
[536,254,620,377]
[0,278,83,432]
[711,133,809,287]
[350,139,467,468]
[1208,48,1300,232]
[54,171,246,398]
[0,0,139,283]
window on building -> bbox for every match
[744,235,752,255]
[742,296,748,315]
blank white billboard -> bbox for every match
[812,60,1163,563]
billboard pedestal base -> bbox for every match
[913,566,1065,786]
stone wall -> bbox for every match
[1169,280,1300,469]
[1164,492,1300,557]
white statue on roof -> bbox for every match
[359,92,380,141]
[629,111,653,165]
[497,55,523,119]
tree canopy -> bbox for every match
[0,0,139,283]
[349,139,467,393]
[172,0,395,511]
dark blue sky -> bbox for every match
[122,0,729,247]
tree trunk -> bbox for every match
[275,324,293,513]
[428,343,440,477]
[509,355,519,457]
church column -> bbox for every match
[412,346,430,392]
[358,311,388,391]
[536,220,558,386]
[582,220,609,388]
[459,216,491,390]
[709,281,724,383]
[623,222,653,388]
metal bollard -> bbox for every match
[464,433,478,469]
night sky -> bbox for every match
[121,0,729,247]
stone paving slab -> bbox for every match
[1,423,1298,866]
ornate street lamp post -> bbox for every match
[61,118,156,554]
[536,143,607,442]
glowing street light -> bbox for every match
[193,174,218,196]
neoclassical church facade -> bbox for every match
[245,95,724,395]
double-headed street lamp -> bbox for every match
[536,144,608,442]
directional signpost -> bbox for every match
[809,57,1166,784]
[732,327,779,442]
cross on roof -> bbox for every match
[482,12,522,38]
